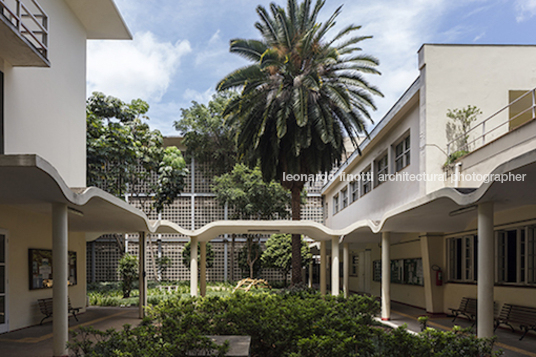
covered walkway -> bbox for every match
[0,307,139,357]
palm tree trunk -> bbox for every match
[291,185,302,285]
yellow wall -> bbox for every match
[0,205,86,331]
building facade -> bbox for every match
[320,44,536,337]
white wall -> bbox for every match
[0,205,86,331]
[420,45,536,194]
[3,0,87,187]
[325,101,421,228]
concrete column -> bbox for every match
[138,232,147,319]
[477,202,494,338]
[200,241,207,297]
[331,236,340,296]
[320,241,326,295]
[343,243,349,298]
[381,232,391,321]
[52,203,68,357]
[308,260,313,288]
[420,233,444,313]
[190,237,198,296]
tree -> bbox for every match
[87,92,188,215]
[173,92,238,176]
[155,256,172,280]
[182,242,215,270]
[446,105,482,157]
[217,0,381,284]
[262,234,312,286]
[238,241,263,278]
[212,163,303,279]
[118,253,138,298]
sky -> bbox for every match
[87,0,536,136]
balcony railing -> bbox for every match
[0,0,48,58]
[446,87,536,157]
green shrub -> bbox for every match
[118,254,138,298]
[76,292,501,357]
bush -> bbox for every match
[74,292,501,357]
[118,254,138,298]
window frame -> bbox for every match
[350,180,359,203]
[447,235,477,283]
[341,187,348,209]
[361,166,372,196]
[394,134,410,172]
[332,194,339,215]
[375,153,389,187]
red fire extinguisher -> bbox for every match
[432,265,443,286]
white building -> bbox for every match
[320,44,536,338]
[0,1,156,356]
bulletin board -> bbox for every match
[404,258,424,286]
[29,249,77,290]
[390,259,404,284]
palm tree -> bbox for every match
[217,0,382,285]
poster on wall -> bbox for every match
[29,249,77,290]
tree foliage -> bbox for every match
[238,237,264,278]
[173,92,238,176]
[87,92,188,214]
[182,242,215,270]
[212,163,299,220]
[446,105,482,154]
[262,234,312,284]
[217,0,381,284]
[117,253,138,298]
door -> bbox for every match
[0,231,8,333]
[358,250,372,294]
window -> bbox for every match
[333,194,339,214]
[350,180,359,203]
[351,254,358,276]
[361,167,372,196]
[497,227,536,284]
[341,187,348,209]
[394,135,410,172]
[375,154,388,187]
[447,235,477,282]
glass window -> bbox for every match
[375,154,388,186]
[361,167,371,196]
[497,227,535,284]
[350,180,359,203]
[448,235,477,282]
[395,135,410,172]
[341,187,348,209]
[333,195,339,215]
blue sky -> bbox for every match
[87,0,536,136]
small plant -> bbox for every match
[446,105,482,155]
[117,253,138,298]
[418,315,429,331]
[155,255,172,280]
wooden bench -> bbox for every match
[450,297,477,324]
[38,297,81,325]
[494,304,536,340]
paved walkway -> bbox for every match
[384,301,536,357]
[0,307,140,357]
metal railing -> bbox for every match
[446,87,536,157]
[0,0,48,58]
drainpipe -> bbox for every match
[454,162,462,188]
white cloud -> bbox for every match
[329,0,458,124]
[515,0,536,22]
[87,31,192,102]
[183,88,216,103]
